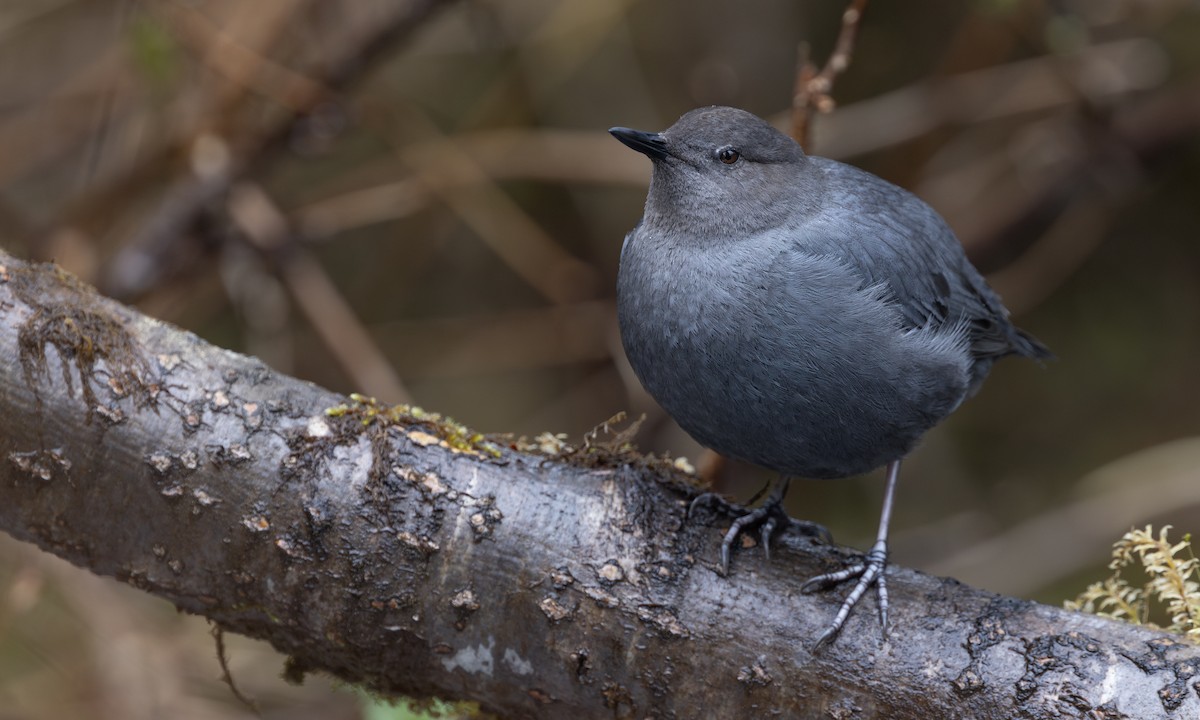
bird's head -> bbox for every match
[610,106,814,238]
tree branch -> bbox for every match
[0,250,1196,719]
[791,0,869,149]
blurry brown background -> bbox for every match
[1,0,1199,717]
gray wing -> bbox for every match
[804,158,1050,364]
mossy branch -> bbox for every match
[1,250,1199,719]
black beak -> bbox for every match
[609,127,669,160]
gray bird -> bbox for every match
[609,106,1049,647]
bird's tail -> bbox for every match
[1012,327,1054,361]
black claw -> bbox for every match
[761,516,778,561]
[687,493,718,520]
[688,480,826,574]
[719,522,742,575]
[812,626,838,651]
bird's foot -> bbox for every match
[802,539,889,649]
[688,490,831,575]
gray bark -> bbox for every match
[0,251,1196,720]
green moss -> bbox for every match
[326,394,502,458]
[510,412,701,490]
[127,14,181,96]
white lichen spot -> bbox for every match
[539,597,572,622]
[306,416,331,438]
[152,544,166,558]
[146,452,172,475]
[243,515,270,532]
[421,473,445,496]
[243,403,263,429]
[193,489,218,506]
[502,648,533,676]
[227,444,252,462]
[276,537,300,557]
[673,456,696,474]
[1099,651,1119,703]
[637,606,689,638]
[398,531,439,552]
[8,449,70,482]
[94,404,124,424]
[408,430,442,447]
[440,636,495,676]
[211,390,230,410]
[167,559,183,574]
[107,376,129,397]
[161,485,184,497]
[618,558,642,584]
[452,589,480,611]
[179,450,200,470]
[584,586,620,609]
[598,563,624,583]
[737,658,772,686]
[156,353,182,372]
[922,657,945,679]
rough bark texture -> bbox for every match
[1,250,1197,720]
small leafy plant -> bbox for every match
[1066,525,1200,640]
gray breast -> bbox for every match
[616,228,971,479]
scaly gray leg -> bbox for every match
[802,459,901,648]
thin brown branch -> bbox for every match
[227,182,413,404]
[158,2,328,116]
[791,0,869,150]
[77,0,458,300]
[373,107,602,306]
[211,624,261,716]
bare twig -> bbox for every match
[227,182,413,404]
[374,107,602,306]
[791,0,869,149]
[88,0,456,300]
[210,624,261,716]
[159,2,328,115]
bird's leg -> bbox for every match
[802,459,901,649]
[689,476,832,575]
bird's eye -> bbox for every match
[717,147,740,164]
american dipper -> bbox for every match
[609,106,1050,646]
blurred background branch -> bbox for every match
[2,0,1200,717]
[791,0,868,148]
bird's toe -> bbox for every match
[805,539,890,649]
